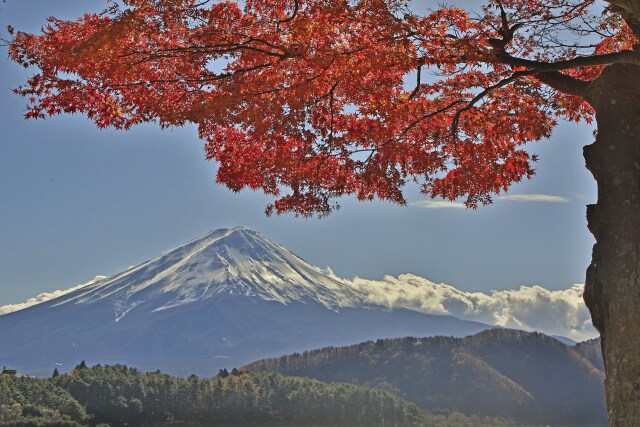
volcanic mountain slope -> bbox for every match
[244,329,607,426]
[0,227,490,377]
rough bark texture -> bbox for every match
[583,63,640,426]
[606,0,640,39]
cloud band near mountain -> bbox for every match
[329,272,597,342]
[1,271,597,342]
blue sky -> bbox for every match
[0,0,597,307]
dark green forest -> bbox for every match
[0,371,87,427]
[0,362,521,426]
[1,363,426,426]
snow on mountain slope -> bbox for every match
[1,227,593,341]
[0,227,491,376]
[53,227,364,321]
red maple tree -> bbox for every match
[8,0,640,423]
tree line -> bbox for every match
[1,362,428,426]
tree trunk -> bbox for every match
[583,63,640,426]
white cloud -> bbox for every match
[410,200,467,209]
[328,271,597,342]
[411,194,569,209]
[498,194,569,203]
[0,276,107,316]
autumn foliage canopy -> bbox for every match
[8,0,639,215]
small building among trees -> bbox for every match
[1,367,19,376]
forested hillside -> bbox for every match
[244,329,607,425]
[1,363,429,426]
[0,374,88,426]
[2,332,606,426]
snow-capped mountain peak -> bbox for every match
[0,226,491,376]
[54,227,363,320]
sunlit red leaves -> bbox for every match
[8,0,637,216]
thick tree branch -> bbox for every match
[533,71,590,97]
[494,50,640,98]
[408,64,422,99]
[498,50,640,71]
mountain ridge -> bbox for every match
[243,328,607,425]
[0,227,491,376]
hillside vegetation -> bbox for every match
[244,329,606,425]
[1,363,430,426]
[2,330,605,426]
[0,374,88,426]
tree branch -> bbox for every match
[278,0,300,25]
[451,70,535,140]
[408,64,422,99]
[498,50,640,71]
[533,71,590,97]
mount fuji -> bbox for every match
[0,227,490,376]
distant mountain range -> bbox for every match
[245,329,607,426]
[0,227,491,376]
